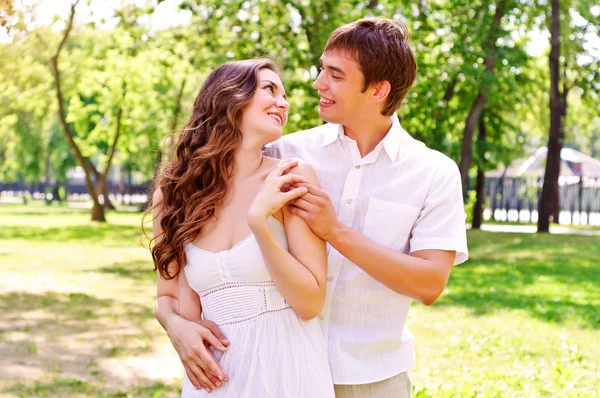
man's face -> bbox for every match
[313,51,371,125]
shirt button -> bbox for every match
[318,314,325,320]
[346,198,352,204]
[327,276,333,282]
[355,165,361,169]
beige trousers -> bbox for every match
[333,372,412,398]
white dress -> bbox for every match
[181,216,334,398]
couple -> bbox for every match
[149,18,468,398]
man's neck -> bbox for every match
[342,115,394,158]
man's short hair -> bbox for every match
[323,18,417,116]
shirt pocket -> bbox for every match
[363,198,420,251]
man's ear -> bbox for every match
[371,80,391,104]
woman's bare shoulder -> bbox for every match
[262,156,317,181]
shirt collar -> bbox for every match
[321,114,405,163]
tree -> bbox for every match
[537,0,599,232]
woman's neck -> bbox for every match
[232,142,265,180]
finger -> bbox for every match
[290,197,317,212]
[200,328,227,352]
[200,358,223,389]
[183,364,204,390]
[201,320,230,347]
[303,184,327,197]
[198,346,226,380]
[278,173,309,187]
[188,362,215,391]
[291,192,320,205]
[289,206,311,220]
[282,187,309,202]
[206,348,229,382]
[273,158,300,176]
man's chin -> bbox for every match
[318,110,340,124]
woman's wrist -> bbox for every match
[165,312,184,336]
[247,211,270,234]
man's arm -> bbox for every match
[327,223,454,305]
[290,162,466,306]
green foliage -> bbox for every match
[0,0,598,186]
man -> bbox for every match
[158,18,468,397]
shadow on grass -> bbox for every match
[0,291,162,393]
[98,259,156,282]
[437,231,600,329]
[0,291,155,328]
[0,224,144,246]
[4,377,179,398]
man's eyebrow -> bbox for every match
[261,79,287,99]
[319,60,346,76]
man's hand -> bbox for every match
[167,316,229,392]
[288,183,342,241]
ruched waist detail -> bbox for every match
[199,281,291,326]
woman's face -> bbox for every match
[239,68,290,144]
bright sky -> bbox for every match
[2,0,598,60]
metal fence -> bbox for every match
[485,177,600,225]
[0,180,150,204]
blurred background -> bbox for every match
[0,0,599,397]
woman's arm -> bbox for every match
[178,270,202,322]
[248,160,327,320]
[152,189,228,391]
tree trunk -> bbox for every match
[50,0,105,222]
[472,115,487,229]
[53,182,62,203]
[90,161,116,210]
[538,0,564,233]
[458,2,506,199]
[103,183,116,210]
[97,106,123,211]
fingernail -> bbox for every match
[216,381,222,387]
[218,375,224,381]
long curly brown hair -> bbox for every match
[146,58,279,280]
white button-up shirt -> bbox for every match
[267,115,468,384]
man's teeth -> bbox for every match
[268,114,282,124]
[321,98,334,104]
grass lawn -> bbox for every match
[1,202,599,397]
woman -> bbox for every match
[148,59,334,397]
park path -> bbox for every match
[473,223,600,236]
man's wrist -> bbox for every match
[324,220,349,245]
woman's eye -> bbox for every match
[265,85,275,93]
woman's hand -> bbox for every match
[247,159,308,226]
[166,315,229,392]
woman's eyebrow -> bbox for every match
[261,79,287,99]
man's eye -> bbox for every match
[332,75,341,80]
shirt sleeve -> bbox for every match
[408,158,469,265]
[263,141,282,158]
